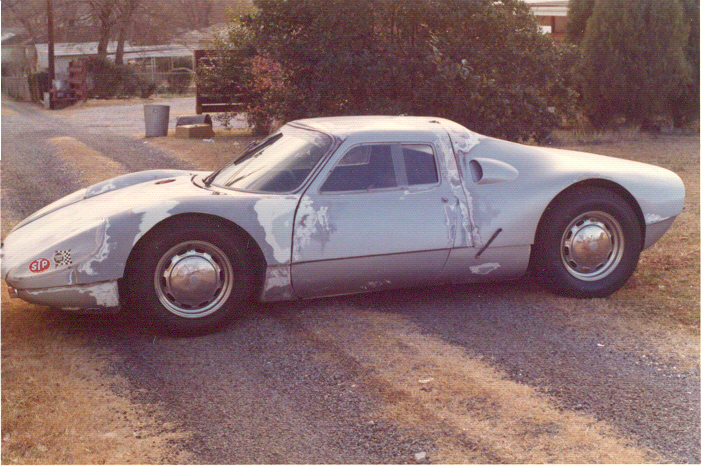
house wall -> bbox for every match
[536,15,568,38]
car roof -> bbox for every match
[288,115,470,139]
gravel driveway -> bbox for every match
[59,96,247,137]
[2,97,699,463]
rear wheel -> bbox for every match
[534,187,642,298]
[126,221,254,334]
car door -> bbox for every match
[290,135,459,298]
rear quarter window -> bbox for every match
[402,144,439,186]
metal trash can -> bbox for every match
[144,104,170,137]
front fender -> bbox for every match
[3,217,106,289]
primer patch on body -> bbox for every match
[77,220,112,276]
[361,280,392,290]
[87,181,118,197]
[132,201,179,244]
[254,198,297,264]
[437,133,475,248]
[260,264,296,301]
[470,263,501,275]
[644,213,666,224]
[293,197,335,261]
[450,130,482,157]
[445,131,483,247]
[22,280,120,311]
[86,281,120,308]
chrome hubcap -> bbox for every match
[561,211,624,281]
[155,241,233,318]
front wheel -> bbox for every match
[534,187,642,298]
[125,222,254,335]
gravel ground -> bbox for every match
[59,96,247,137]
[2,97,699,463]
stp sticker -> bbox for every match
[29,258,51,273]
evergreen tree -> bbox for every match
[671,0,700,126]
[565,0,596,45]
[579,0,691,127]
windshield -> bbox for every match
[207,127,333,193]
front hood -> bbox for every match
[10,170,200,232]
[1,171,210,283]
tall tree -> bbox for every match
[671,0,700,126]
[83,0,118,56]
[114,0,141,64]
[579,0,691,127]
[2,0,87,43]
[1,0,252,47]
[565,0,595,45]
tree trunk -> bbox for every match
[115,25,126,65]
[97,32,110,57]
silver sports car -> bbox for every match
[1,116,685,334]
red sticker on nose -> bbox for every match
[29,258,51,273]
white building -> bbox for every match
[34,42,195,78]
[524,0,569,38]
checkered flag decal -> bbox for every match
[54,250,73,267]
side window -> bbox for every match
[321,145,397,192]
[402,144,439,186]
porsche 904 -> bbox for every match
[1,116,685,333]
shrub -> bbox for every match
[84,56,149,99]
[236,0,570,141]
[195,22,256,124]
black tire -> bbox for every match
[533,186,642,298]
[125,221,254,335]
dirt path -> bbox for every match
[2,98,699,463]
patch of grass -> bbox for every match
[148,129,257,171]
[547,127,649,146]
[48,137,128,186]
[1,289,191,464]
[1,104,19,116]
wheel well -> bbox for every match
[533,179,646,254]
[122,213,267,299]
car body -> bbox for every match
[1,116,685,333]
